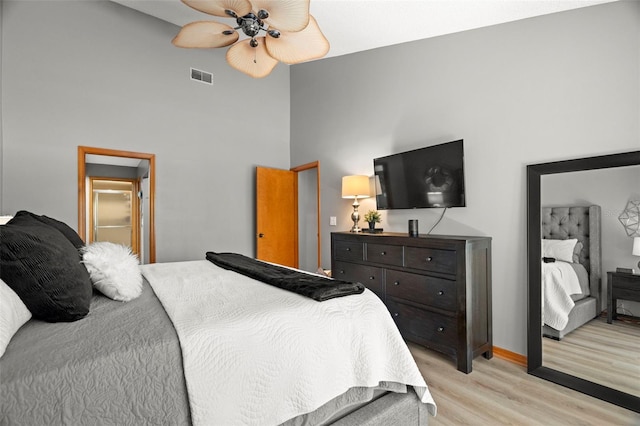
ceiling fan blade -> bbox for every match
[250,0,310,32]
[226,38,278,78]
[265,15,329,64]
[182,0,252,18]
[172,21,239,48]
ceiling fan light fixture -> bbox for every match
[224,9,238,18]
[173,0,328,78]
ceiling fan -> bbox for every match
[172,0,330,78]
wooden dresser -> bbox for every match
[331,231,492,373]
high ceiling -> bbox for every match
[111,0,615,59]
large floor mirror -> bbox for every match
[527,150,640,412]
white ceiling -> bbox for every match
[110,0,616,59]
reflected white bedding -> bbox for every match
[542,261,582,330]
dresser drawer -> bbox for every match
[333,261,383,299]
[404,246,457,275]
[333,240,364,262]
[386,269,456,310]
[366,243,403,267]
[387,299,457,354]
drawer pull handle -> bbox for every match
[369,276,375,280]
[437,327,444,333]
[437,290,444,296]
[394,281,400,286]
[426,256,433,262]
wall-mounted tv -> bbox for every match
[373,140,466,210]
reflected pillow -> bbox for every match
[82,242,142,302]
[542,238,578,263]
[0,278,32,358]
[572,241,584,264]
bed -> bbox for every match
[0,211,436,425]
[541,205,602,340]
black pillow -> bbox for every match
[10,210,85,249]
[0,216,92,322]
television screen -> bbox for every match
[373,140,466,209]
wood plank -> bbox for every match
[408,342,640,424]
[543,316,640,398]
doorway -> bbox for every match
[89,178,140,256]
[255,161,321,272]
[78,146,156,264]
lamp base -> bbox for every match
[350,198,362,233]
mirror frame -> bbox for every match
[527,150,640,413]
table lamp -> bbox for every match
[342,175,370,233]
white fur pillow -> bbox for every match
[82,242,142,302]
[0,278,32,358]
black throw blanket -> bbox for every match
[205,252,365,302]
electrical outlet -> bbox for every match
[330,216,337,226]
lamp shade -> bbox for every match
[342,175,370,199]
[633,237,640,256]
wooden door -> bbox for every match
[256,167,298,268]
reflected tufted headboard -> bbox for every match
[541,205,602,309]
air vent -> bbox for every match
[190,68,213,85]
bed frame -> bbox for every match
[541,205,602,340]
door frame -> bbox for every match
[78,146,156,263]
[291,161,321,269]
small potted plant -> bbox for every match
[364,210,381,230]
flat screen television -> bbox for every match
[373,140,466,209]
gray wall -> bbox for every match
[1,0,291,262]
[289,1,640,355]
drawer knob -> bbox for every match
[426,256,433,262]
[381,251,386,255]
[437,327,444,333]
[437,290,444,296]
[394,281,400,286]
[339,270,345,274]
[346,248,351,252]
[393,312,399,317]
[369,276,375,280]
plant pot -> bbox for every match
[368,222,376,230]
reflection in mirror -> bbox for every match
[527,151,640,413]
[78,147,156,264]
[540,166,640,398]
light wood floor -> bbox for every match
[408,342,640,425]
[543,316,640,397]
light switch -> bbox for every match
[330,216,337,226]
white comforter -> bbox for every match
[141,260,436,426]
[542,261,583,330]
